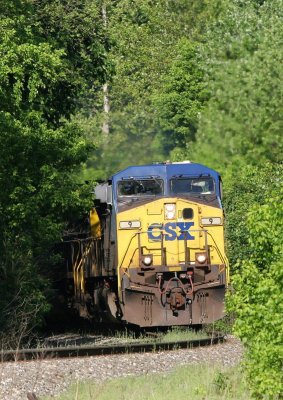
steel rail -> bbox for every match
[0,333,225,362]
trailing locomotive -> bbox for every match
[64,161,229,327]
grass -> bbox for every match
[44,364,250,400]
[111,326,208,345]
[160,327,207,342]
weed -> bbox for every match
[43,364,251,400]
[213,371,231,394]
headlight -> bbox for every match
[165,203,176,220]
[196,253,207,264]
[142,255,153,266]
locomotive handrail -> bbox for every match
[74,241,93,296]
[206,231,230,283]
[118,230,170,271]
[66,237,103,298]
[63,236,102,243]
[118,228,227,272]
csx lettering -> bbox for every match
[148,222,195,241]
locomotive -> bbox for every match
[64,161,229,327]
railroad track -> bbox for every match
[0,332,225,362]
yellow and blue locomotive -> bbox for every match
[66,161,229,327]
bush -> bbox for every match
[228,188,283,398]
[223,163,283,269]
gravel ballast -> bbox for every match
[0,336,243,400]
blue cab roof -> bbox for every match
[111,162,221,198]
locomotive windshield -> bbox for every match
[118,178,164,197]
[170,177,215,195]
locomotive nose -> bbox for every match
[146,200,197,268]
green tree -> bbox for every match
[81,0,217,180]
[223,163,283,267]
[154,39,207,158]
[152,1,282,169]
[0,0,109,341]
[228,188,283,398]
[187,0,283,170]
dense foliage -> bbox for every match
[154,39,207,156]
[0,0,109,341]
[80,0,219,180]
[228,189,283,398]
[223,163,283,266]
[188,0,283,169]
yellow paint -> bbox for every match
[73,242,92,295]
[90,208,101,238]
[73,209,102,298]
[116,197,229,293]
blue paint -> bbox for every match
[148,223,162,241]
[148,222,195,242]
[110,162,222,212]
[164,222,176,241]
[177,222,195,240]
